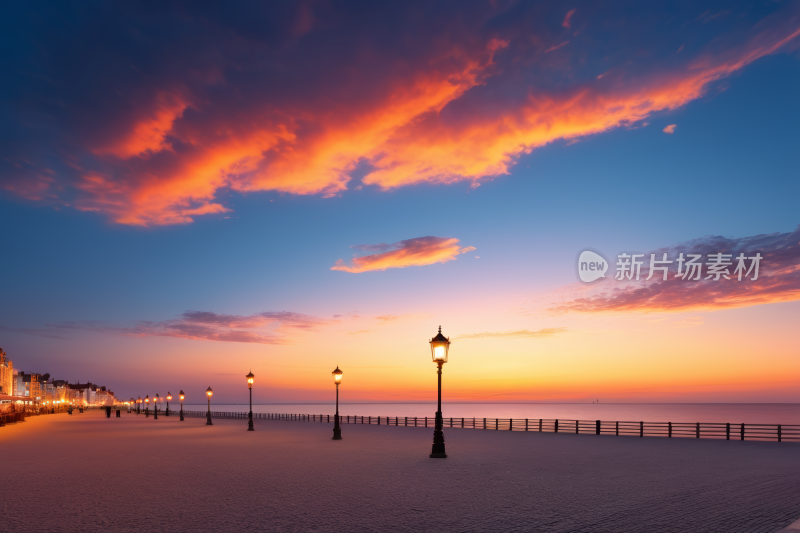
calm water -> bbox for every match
[182,403,800,425]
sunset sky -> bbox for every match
[1,1,798,403]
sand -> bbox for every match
[2,410,799,532]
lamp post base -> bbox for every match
[430,411,447,458]
[179,409,184,421]
[332,413,342,440]
[247,412,254,431]
[206,413,213,425]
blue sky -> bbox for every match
[1,2,798,402]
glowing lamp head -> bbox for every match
[206,386,213,398]
[179,390,185,401]
[155,393,160,403]
[332,366,343,385]
[246,370,254,389]
[167,392,172,401]
[430,326,450,364]
[145,395,149,404]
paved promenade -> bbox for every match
[2,410,799,532]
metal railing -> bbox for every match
[173,410,799,442]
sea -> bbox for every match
[181,403,800,425]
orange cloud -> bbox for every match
[332,236,475,273]
[663,124,677,134]
[5,5,799,225]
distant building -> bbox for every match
[0,348,12,395]
[21,372,43,401]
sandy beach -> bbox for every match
[2,410,799,533]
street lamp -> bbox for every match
[145,394,150,418]
[166,392,172,417]
[429,326,450,458]
[137,396,141,414]
[205,386,213,426]
[179,390,185,421]
[154,393,159,420]
[246,371,254,432]
[332,366,343,440]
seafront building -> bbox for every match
[0,349,118,406]
[0,348,12,395]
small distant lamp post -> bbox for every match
[129,398,134,413]
[137,396,141,414]
[205,387,213,426]
[246,371,255,432]
[179,391,185,421]
[145,395,150,417]
[332,366,343,440]
[429,326,450,458]
[154,393,159,420]
[166,392,172,417]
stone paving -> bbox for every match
[2,410,799,532]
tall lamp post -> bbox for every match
[166,392,172,417]
[205,386,213,426]
[154,393,159,420]
[429,326,450,458]
[145,394,150,418]
[179,391,185,421]
[246,371,255,432]
[332,366,343,440]
[137,396,141,414]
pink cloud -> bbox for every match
[331,236,475,273]
[663,124,677,134]
[48,310,333,344]
[457,327,568,340]
[549,225,800,314]
[562,9,576,29]
[545,41,570,53]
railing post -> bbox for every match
[596,420,600,435]
[425,416,427,427]
[510,418,513,431]
[555,419,559,433]
[615,421,619,436]
[483,418,486,430]
[778,425,782,442]
[726,423,730,440]
[539,419,542,432]
[741,423,745,441]
[576,420,579,434]
[462,417,464,428]
[640,421,643,438]
[495,419,498,430]
[696,422,700,439]
[668,422,672,438]
[526,419,529,431]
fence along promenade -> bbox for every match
[178,410,799,442]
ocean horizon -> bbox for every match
[177,402,800,425]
